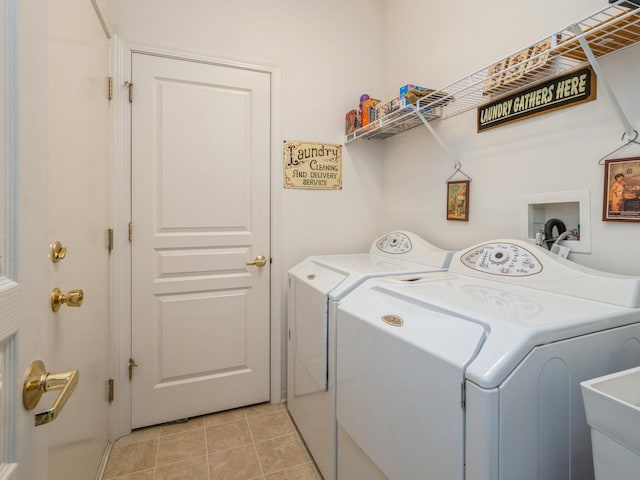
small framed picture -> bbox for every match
[603,157,640,222]
[447,180,470,221]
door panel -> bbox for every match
[47,1,112,479]
[8,1,48,479]
[131,53,271,428]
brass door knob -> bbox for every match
[51,288,84,312]
[246,255,267,267]
[23,360,79,426]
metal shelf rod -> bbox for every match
[414,108,459,166]
[570,22,636,138]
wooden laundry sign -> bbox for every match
[477,66,597,132]
[283,141,342,190]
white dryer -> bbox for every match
[336,239,640,480]
[287,231,454,480]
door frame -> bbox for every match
[111,39,283,439]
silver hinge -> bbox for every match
[128,222,133,242]
[107,228,114,253]
[125,81,134,102]
[108,379,115,402]
[107,77,113,100]
[461,382,466,409]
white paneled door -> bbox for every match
[1,1,112,480]
[130,53,271,428]
[47,1,112,479]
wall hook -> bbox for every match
[599,130,640,165]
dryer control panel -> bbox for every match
[460,242,542,276]
[451,239,640,307]
[375,232,413,254]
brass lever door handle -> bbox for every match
[23,360,79,426]
[246,255,267,267]
[51,288,84,312]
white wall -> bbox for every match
[379,0,640,275]
[111,0,388,399]
[112,1,640,405]
[112,0,387,261]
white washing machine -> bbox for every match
[287,231,454,480]
[336,239,640,480]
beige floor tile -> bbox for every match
[160,416,205,436]
[157,429,207,466]
[248,411,295,443]
[103,439,158,478]
[106,470,156,480]
[205,408,247,427]
[255,434,309,475]
[155,455,209,480]
[244,402,285,418]
[115,425,161,446]
[264,462,321,480]
[206,419,253,453]
[209,444,263,480]
[105,403,315,480]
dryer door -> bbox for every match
[337,284,486,480]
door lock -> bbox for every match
[51,288,84,312]
[49,241,67,263]
[246,255,267,267]
[23,360,79,426]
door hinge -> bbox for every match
[108,379,115,402]
[107,76,113,100]
[128,358,138,381]
[128,222,133,242]
[107,228,114,253]
[125,81,134,103]
[461,382,466,409]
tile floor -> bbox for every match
[103,403,322,480]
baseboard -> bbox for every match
[94,441,113,480]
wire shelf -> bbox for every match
[345,1,640,144]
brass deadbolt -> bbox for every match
[49,241,67,263]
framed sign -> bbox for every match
[478,65,596,132]
[603,157,640,222]
[447,180,470,221]
[283,141,342,190]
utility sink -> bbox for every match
[581,366,640,480]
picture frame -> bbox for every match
[602,157,640,222]
[447,180,470,221]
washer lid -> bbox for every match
[290,253,447,300]
[346,272,639,388]
[288,231,453,300]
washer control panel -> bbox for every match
[376,232,412,254]
[460,242,542,276]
